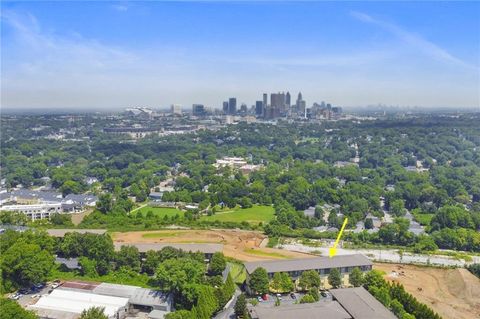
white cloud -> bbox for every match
[1,9,478,109]
[112,4,129,12]
[350,10,476,69]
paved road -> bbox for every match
[213,288,242,319]
[280,243,480,267]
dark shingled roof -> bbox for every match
[330,287,397,319]
[244,254,372,274]
[248,300,352,319]
[113,242,223,254]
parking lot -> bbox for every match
[8,281,61,308]
[251,291,333,307]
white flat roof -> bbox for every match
[30,288,128,317]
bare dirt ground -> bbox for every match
[71,209,93,225]
[112,229,313,261]
[374,263,480,319]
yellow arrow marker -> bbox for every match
[329,217,348,258]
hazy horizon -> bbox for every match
[1,1,479,110]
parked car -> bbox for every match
[10,293,21,300]
[51,282,61,289]
[276,293,282,300]
[257,296,263,302]
[19,288,30,294]
[320,291,327,297]
[33,283,45,289]
[30,294,41,299]
[261,294,269,300]
[290,293,296,299]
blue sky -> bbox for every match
[1,1,479,109]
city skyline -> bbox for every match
[1,1,479,109]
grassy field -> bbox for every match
[200,205,274,224]
[228,262,247,284]
[141,231,181,239]
[137,206,184,219]
[243,248,289,259]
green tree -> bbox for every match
[249,267,269,295]
[299,294,316,303]
[234,294,248,318]
[349,267,364,287]
[209,252,226,276]
[195,285,219,319]
[156,258,205,292]
[115,245,141,272]
[328,268,342,289]
[143,250,161,275]
[413,235,438,253]
[314,205,324,220]
[0,298,39,319]
[364,218,374,229]
[79,306,108,319]
[0,211,28,226]
[78,257,98,277]
[390,199,406,216]
[1,241,54,288]
[299,270,321,291]
[96,194,113,214]
[278,272,294,292]
[390,299,406,317]
[271,272,282,292]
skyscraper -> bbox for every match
[240,103,247,113]
[296,92,306,118]
[228,97,237,115]
[223,101,229,114]
[286,92,291,107]
[271,92,286,116]
[192,104,205,116]
[263,93,268,108]
[255,101,264,117]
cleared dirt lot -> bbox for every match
[112,229,313,261]
[374,263,480,319]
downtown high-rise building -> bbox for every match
[263,93,268,109]
[286,92,291,107]
[271,92,286,116]
[192,104,205,116]
[255,101,264,116]
[223,101,229,114]
[296,92,306,117]
[228,97,237,115]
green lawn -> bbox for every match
[137,206,184,219]
[412,213,434,226]
[228,262,247,284]
[243,249,289,259]
[200,205,274,224]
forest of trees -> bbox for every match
[1,115,480,252]
[0,229,235,319]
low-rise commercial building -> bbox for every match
[244,254,372,290]
[248,287,396,319]
[29,281,173,319]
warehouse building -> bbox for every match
[29,281,173,319]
